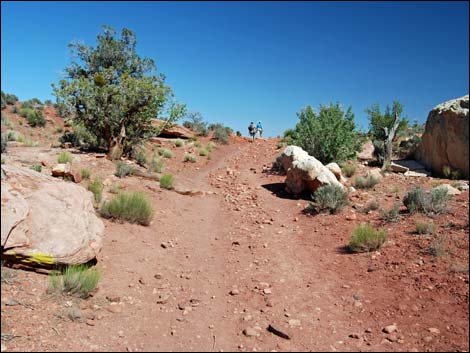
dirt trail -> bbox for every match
[1,136,468,352]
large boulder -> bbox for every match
[357,140,375,161]
[279,146,344,195]
[152,119,195,139]
[1,164,104,269]
[416,95,469,179]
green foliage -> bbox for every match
[1,135,6,153]
[442,165,463,180]
[80,168,91,179]
[403,186,450,215]
[183,111,208,136]
[213,124,229,144]
[199,148,209,156]
[291,103,362,164]
[307,184,349,214]
[379,203,401,223]
[11,105,19,114]
[415,220,435,235]
[48,264,100,299]
[160,149,172,158]
[159,174,174,189]
[16,135,38,147]
[100,191,154,225]
[26,109,46,127]
[30,164,42,173]
[362,199,380,213]
[348,223,388,253]
[1,91,19,107]
[1,157,5,164]
[56,127,63,133]
[277,141,287,149]
[52,26,185,159]
[58,151,73,164]
[206,141,216,152]
[174,139,184,147]
[236,131,242,137]
[184,154,197,163]
[115,161,135,178]
[366,101,408,142]
[59,123,99,150]
[353,174,380,189]
[150,154,164,173]
[88,178,104,203]
[133,148,147,167]
[341,162,357,177]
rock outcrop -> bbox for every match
[357,140,375,161]
[416,95,469,179]
[279,146,344,195]
[1,164,104,269]
[152,119,195,139]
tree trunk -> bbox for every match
[381,113,400,171]
[106,125,126,160]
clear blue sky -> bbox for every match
[1,1,469,137]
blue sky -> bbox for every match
[1,1,469,137]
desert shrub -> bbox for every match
[16,135,38,147]
[1,91,19,107]
[174,139,184,147]
[348,223,387,253]
[415,220,435,235]
[159,174,174,189]
[3,130,20,141]
[443,165,464,180]
[291,103,363,164]
[157,148,172,158]
[1,135,6,153]
[403,186,450,215]
[277,141,287,149]
[308,184,349,214]
[56,127,63,133]
[80,168,91,179]
[183,111,208,136]
[115,161,135,178]
[379,203,401,222]
[199,148,209,156]
[11,105,18,114]
[184,154,197,163]
[58,151,73,164]
[59,123,99,150]
[213,125,229,144]
[100,191,154,225]
[194,141,202,148]
[150,154,164,173]
[236,131,242,137]
[30,164,42,173]
[48,264,100,299]
[341,162,357,177]
[19,107,33,118]
[133,149,147,167]
[26,109,46,127]
[109,183,123,194]
[1,157,5,164]
[206,141,216,152]
[353,174,380,189]
[363,199,380,213]
[442,165,451,178]
[44,99,53,106]
[88,178,104,203]
[425,234,449,257]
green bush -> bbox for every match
[341,162,357,177]
[442,165,451,178]
[59,123,98,150]
[353,174,380,189]
[206,141,216,152]
[100,191,154,226]
[16,135,38,147]
[308,184,349,214]
[199,148,209,156]
[403,186,450,215]
[80,168,91,179]
[19,107,33,118]
[348,223,387,253]
[88,178,104,203]
[236,131,242,137]
[150,155,164,173]
[213,125,229,144]
[56,127,63,133]
[379,203,401,223]
[48,264,100,299]
[26,109,46,127]
[290,103,363,164]
[58,151,73,164]
[159,174,174,189]
[184,154,197,163]
[1,91,19,106]
[174,139,184,147]
[415,220,435,235]
[183,111,208,136]
[363,199,380,213]
[134,149,147,167]
[277,141,287,149]
[30,164,42,173]
[4,130,21,141]
[115,161,135,178]
[157,148,172,158]
[194,141,202,148]
[11,105,18,114]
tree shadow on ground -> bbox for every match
[335,245,356,255]
[261,182,312,201]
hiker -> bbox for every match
[257,121,263,138]
[248,121,257,141]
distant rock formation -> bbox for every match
[152,119,195,139]
[279,146,344,195]
[1,164,104,269]
[416,95,469,179]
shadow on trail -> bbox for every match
[261,182,313,201]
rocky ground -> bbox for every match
[1,105,469,352]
